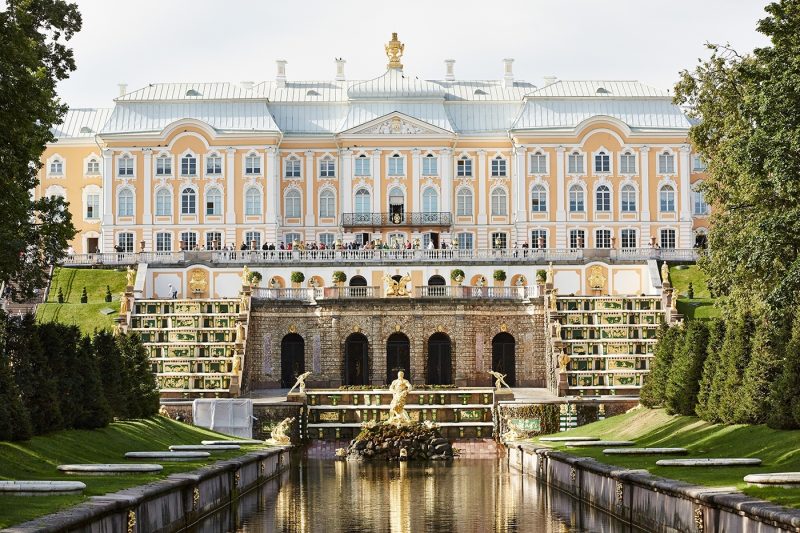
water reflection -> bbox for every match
[192,456,644,532]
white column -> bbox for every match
[142,149,152,224]
[439,148,453,214]
[225,147,237,245]
[513,145,527,244]
[372,149,382,214]
[101,148,114,252]
[265,146,278,242]
[678,144,693,247]
[477,149,487,225]
[639,146,651,247]
[555,146,566,248]
[340,149,353,214]
[411,148,421,212]
[304,150,315,227]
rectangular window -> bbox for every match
[205,232,222,250]
[50,160,63,174]
[491,232,507,249]
[156,232,172,252]
[285,158,301,177]
[244,231,262,249]
[693,189,709,215]
[117,233,134,253]
[530,153,547,174]
[118,156,134,176]
[491,158,507,177]
[457,158,472,177]
[621,229,637,249]
[457,232,473,250]
[422,156,438,176]
[660,229,676,249]
[658,152,675,174]
[531,230,547,249]
[388,156,404,176]
[86,193,100,219]
[568,153,584,174]
[692,155,707,171]
[245,155,261,175]
[284,232,301,246]
[354,157,370,176]
[181,156,197,176]
[620,153,636,174]
[87,159,100,174]
[569,188,585,212]
[206,155,222,175]
[319,193,335,218]
[320,158,335,177]
[180,231,198,250]
[569,229,585,249]
[319,233,335,247]
[594,152,610,173]
[595,229,611,248]
[156,157,171,176]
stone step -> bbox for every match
[540,436,600,442]
[307,422,494,428]
[125,451,210,461]
[57,464,163,474]
[657,458,762,467]
[743,472,800,487]
[0,481,86,495]
[201,439,263,446]
[566,440,635,447]
[168,444,240,452]
[603,447,688,455]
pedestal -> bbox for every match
[287,392,306,403]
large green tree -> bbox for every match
[675,0,800,310]
[0,0,80,299]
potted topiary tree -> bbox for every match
[104,285,112,302]
[57,287,64,303]
[493,269,507,287]
[290,271,305,288]
[536,269,547,284]
[332,271,347,287]
[248,271,263,287]
[80,287,88,304]
[450,269,465,285]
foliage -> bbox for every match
[118,333,159,419]
[717,311,756,424]
[0,350,32,442]
[536,269,547,282]
[248,271,263,286]
[57,286,64,303]
[290,271,305,283]
[639,323,682,407]
[0,0,81,299]
[104,285,112,302]
[695,319,726,420]
[450,268,465,281]
[332,271,347,283]
[664,320,709,415]
[80,286,87,303]
[687,282,694,299]
[735,314,786,424]
[492,269,506,282]
[768,312,800,429]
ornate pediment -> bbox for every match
[340,112,453,137]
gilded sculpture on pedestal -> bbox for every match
[188,269,207,295]
[126,266,136,287]
[386,371,412,425]
[384,273,412,296]
[241,266,251,287]
[661,261,670,284]
[385,32,404,69]
[119,293,129,314]
[546,262,554,284]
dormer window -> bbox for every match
[49,158,64,175]
[118,155,134,176]
[86,158,100,175]
[456,155,472,177]
[320,156,335,178]
[491,156,507,177]
[206,154,222,175]
[245,153,261,175]
[422,153,437,176]
[181,154,197,176]
[79,126,93,134]
[658,151,675,174]
[185,89,201,97]
[473,89,488,96]
[568,152,584,174]
[594,150,610,173]
[388,154,404,176]
[595,87,610,95]
[306,89,320,97]
[285,156,301,178]
[354,154,370,176]
[156,155,171,176]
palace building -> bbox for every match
[39,34,702,399]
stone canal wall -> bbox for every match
[508,443,800,533]
[7,447,290,533]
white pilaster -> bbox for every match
[142,148,152,225]
[372,149,382,213]
[101,148,114,252]
[639,146,651,247]
[679,144,693,247]
[265,146,278,242]
[341,149,353,214]
[513,145,527,244]
[304,150,315,226]
[225,147,236,244]
[477,149,487,225]
[411,148,421,212]
[555,146,566,248]
[439,148,453,214]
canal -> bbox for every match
[191,454,644,532]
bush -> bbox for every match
[716,311,755,424]
[735,314,785,424]
[695,319,725,421]
[332,271,347,283]
[493,269,507,282]
[57,287,64,303]
[450,269,465,282]
[768,310,800,429]
[536,269,547,282]
[248,271,263,287]
[80,286,88,303]
[640,323,682,408]
[664,320,709,415]
[104,285,112,302]
[687,282,694,299]
[290,271,305,284]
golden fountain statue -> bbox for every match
[386,370,412,425]
[266,417,295,446]
[384,273,412,297]
[126,266,136,287]
[288,371,312,395]
[385,32,404,69]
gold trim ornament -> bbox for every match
[500,323,508,332]
[353,325,361,333]
[588,266,606,290]
[127,510,136,533]
[192,487,200,509]
[288,324,297,334]
[385,32,404,69]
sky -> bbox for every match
[57,0,772,108]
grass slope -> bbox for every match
[669,265,720,319]
[35,267,127,333]
[533,408,800,508]
[0,417,264,528]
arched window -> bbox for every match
[422,188,438,213]
[354,188,371,214]
[118,188,134,217]
[206,187,222,216]
[596,185,611,212]
[456,187,473,216]
[181,154,197,176]
[319,189,335,218]
[693,183,709,215]
[245,187,262,216]
[531,184,547,212]
[285,189,301,218]
[155,189,172,216]
[490,187,507,216]
[621,184,637,212]
[181,187,196,215]
[660,184,676,212]
[388,187,404,207]
[86,158,100,175]
[569,184,585,212]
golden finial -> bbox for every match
[385,32,404,70]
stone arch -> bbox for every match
[386,332,410,384]
[344,332,370,385]
[492,332,516,386]
[280,333,305,388]
[427,332,452,385]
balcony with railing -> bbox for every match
[341,212,452,228]
[250,285,539,302]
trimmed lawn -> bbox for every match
[669,265,721,319]
[0,417,267,528]
[36,267,127,333]
[532,408,800,509]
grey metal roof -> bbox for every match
[116,83,259,102]
[348,70,446,99]
[254,81,350,102]
[101,101,280,135]
[51,108,112,138]
[436,80,534,101]
[526,80,668,98]
[339,102,454,132]
[446,102,522,133]
[269,103,349,135]
[512,99,691,130]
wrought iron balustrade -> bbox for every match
[341,212,452,227]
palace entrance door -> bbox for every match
[386,333,410,383]
[427,333,452,385]
[344,333,369,385]
[491,332,516,386]
[280,333,305,388]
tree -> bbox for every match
[665,320,709,416]
[640,323,683,408]
[768,311,800,429]
[715,311,756,424]
[93,329,126,418]
[118,333,159,418]
[674,1,800,312]
[72,334,111,429]
[0,322,32,441]
[0,1,81,299]
[695,319,726,421]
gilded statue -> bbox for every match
[235,321,246,343]
[558,352,571,371]
[232,354,241,374]
[488,370,511,391]
[288,371,312,395]
[189,270,207,294]
[240,293,249,312]
[386,370,412,425]
[158,405,170,418]
[549,289,558,310]
[266,417,295,446]
[119,293,129,314]
[661,261,670,284]
[588,266,606,290]
[384,273,412,297]
[385,32,404,69]
[241,266,251,287]
[126,266,136,287]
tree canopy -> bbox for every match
[0,0,80,298]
